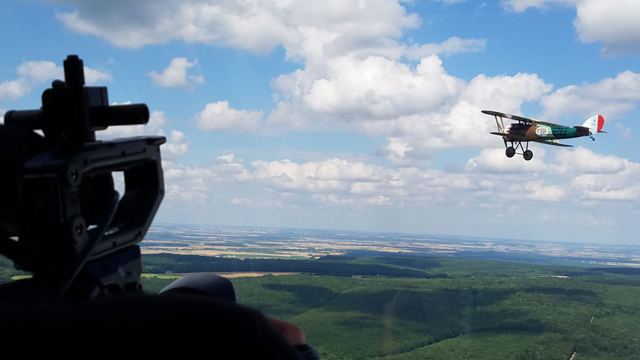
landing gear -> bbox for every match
[503,140,533,161]
[506,147,515,158]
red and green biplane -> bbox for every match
[482,110,606,161]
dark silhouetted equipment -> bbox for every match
[0,55,164,305]
[0,55,304,359]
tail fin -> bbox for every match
[582,115,605,134]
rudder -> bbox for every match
[582,115,605,134]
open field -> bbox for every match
[141,224,640,267]
[144,272,300,278]
[140,273,182,279]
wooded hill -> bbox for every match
[141,254,640,360]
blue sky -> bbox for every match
[3,0,640,244]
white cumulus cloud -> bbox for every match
[467,147,548,173]
[148,57,204,91]
[53,0,417,57]
[51,0,485,62]
[163,130,190,159]
[525,180,564,201]
[269,54,552,164]
[553,147,627,174]
[541,70,640,120]
[195,101,263,133]
[302,55,464,120]
[570,161,640,200]
[0,78,29,101]
[0,60,111,103]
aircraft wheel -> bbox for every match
[505,147,516,158]
[523,150,533,161]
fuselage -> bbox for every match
[505,124,590,141]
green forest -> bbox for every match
[139,254,640,360]
[3,253,640,359]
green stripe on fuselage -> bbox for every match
[550,126,579,139]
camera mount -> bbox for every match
[0,55,165,304]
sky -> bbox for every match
[2,0,640,244]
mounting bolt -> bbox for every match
[70,216,87,244]
[67,166,82,187]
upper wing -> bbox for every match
[531,139,573,147]
[534,120,564,127]
[482,110,535,124]
[482,110,562,127]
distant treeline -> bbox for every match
[142,253,446,278]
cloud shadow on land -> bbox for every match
[263,283,340,310]
[372,256,445,271]
[524,286,598,303]
[299,287,552,359]
[320,288,545,339]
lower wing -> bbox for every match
[531,139,573,147]
[489,132,528,141]
[490,133,573,147]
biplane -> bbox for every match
[482,110,606,161]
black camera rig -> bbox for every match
[0,55,165,304]
[0,55,313,360]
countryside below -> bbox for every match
[3,224,640,360]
